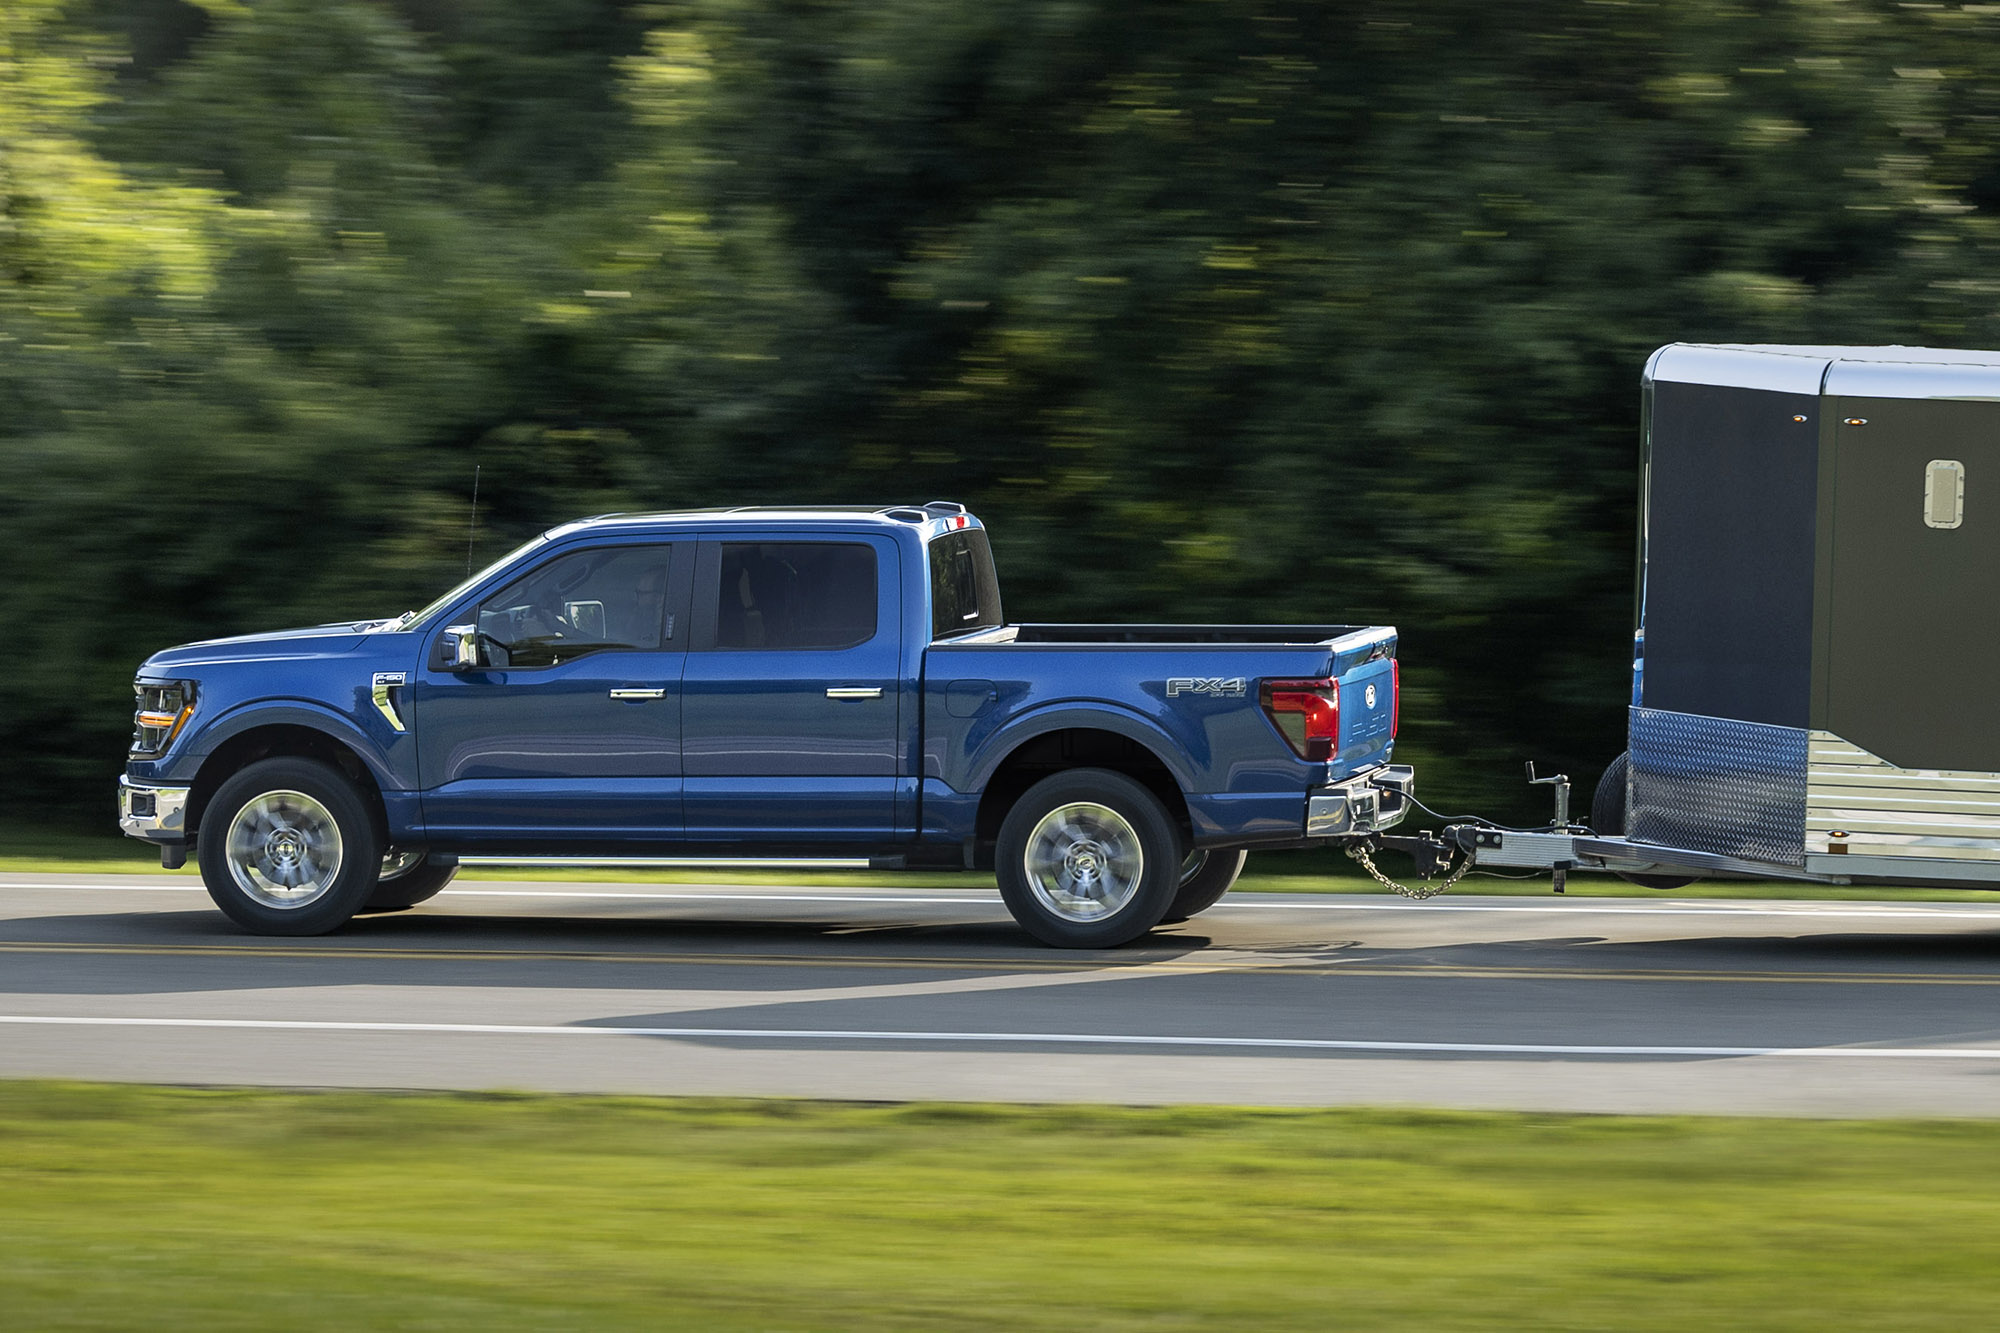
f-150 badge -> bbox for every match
[1166,677,1246,699]
[371,672,408,732]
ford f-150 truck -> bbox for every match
[118,503,1411,946]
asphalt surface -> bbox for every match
[7,872,2000,1115]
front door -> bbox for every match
[415,539,692,842]
[681,535,903,840]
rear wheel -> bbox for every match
[197,757,382,936]
[996,769,1182,948]
[1160,848,1248,924]
[358,850,458,914]
[1591,752,1697,889]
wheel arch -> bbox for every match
[187,718,391,847]
[972,720,1193,863]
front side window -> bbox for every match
[928,529,1003,639]
[716,543,877,650]
[474,545,673,668]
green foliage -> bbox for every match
[10,1082,2000,1328]
[9,0,2000,825]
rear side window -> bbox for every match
[475,545,673,669]
[929,530,1004,639]
[716,543,878,650]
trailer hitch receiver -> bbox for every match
[1373,832,1456,879]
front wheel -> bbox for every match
[358,850,458,914]
[1160,848,1248,924]
[995,768,1183,948]
[197,757,383,936]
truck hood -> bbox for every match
[140,622,382,672]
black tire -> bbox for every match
[197,757,383,936]
[1591,752,1698,890]
[1159,848,1248,924]
[995,768,1184,948]
[359,852,458,913]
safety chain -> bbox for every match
[1344,841,1473,901]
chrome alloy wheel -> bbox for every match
[224,790,346,909]
[1022,800,1146,923]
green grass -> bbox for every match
[5,1082,2000,1330]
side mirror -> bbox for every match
[436,625,481,671]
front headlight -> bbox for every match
[132,680,198,757]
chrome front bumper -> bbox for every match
[118,777,191,841]
[1306,764,1414,837]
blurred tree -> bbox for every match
[8,0,2000,829]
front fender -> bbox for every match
[170,699,406,794]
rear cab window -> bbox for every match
[928,529,1004,640]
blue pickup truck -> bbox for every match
[118,503,1411,946]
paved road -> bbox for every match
[6,872,2000,1115]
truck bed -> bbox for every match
[955,623,1382,646]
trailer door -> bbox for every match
[1822,398,2000,772]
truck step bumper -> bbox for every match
[1307,764,1414,837]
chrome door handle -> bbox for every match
[826,687,883,700]
[608,688,668,701]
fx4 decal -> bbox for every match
[1166,676,1246,699]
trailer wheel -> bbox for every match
[1592,753,1697,889]
[357,850,458,914]
[996,768,1182,948]
[1160,848,1249,924]
[197,757,383,936]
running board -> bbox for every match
[444,855,908,871]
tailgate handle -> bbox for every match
[827,687,882,700]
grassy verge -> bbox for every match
[5,1081,2000,1330]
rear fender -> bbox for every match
[962,704,1199,795]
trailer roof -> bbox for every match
[1647,343,2000,399]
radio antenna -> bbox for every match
[465,465,481,575]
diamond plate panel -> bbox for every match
[1627,707,1807,865]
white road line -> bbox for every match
[8,880,2000,920]
[1,1013,1999,1059]
[0,883,987,905]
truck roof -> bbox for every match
[544,502,984,543]
[1647,342,2000,399]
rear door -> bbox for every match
[681,534,903,840]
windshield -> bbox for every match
[928,529,1004,639]
[399,535,551,630]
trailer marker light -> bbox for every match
[1792,415,1808,422]
[1845,417,1868,426]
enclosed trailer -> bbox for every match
[1452,343,2000,889]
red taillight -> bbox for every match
[1391,659,1400,739]
[1260,677,1339,762]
